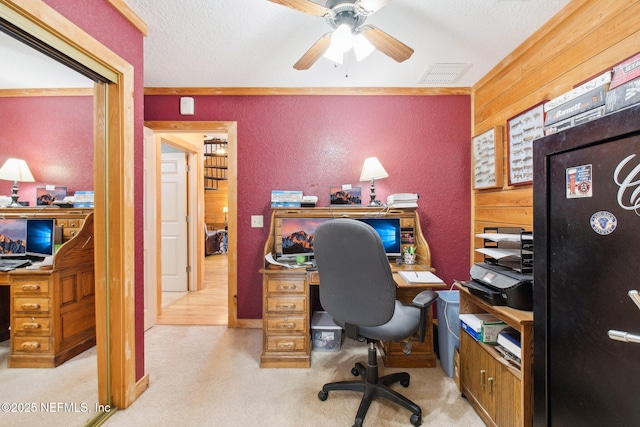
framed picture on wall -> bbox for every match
[507,102,545,185]
[472,126,503,190]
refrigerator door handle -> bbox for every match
[608,329,640,344]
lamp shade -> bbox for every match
[359,157,389,181]
[0,158,35,183]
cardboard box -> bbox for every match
[544,106,606,136]
[453,347,460,391]
[459,313,508,344]
[605,78,640,114]
[544,71,611,112]
[610,52,640,90]
[311,311,342,352]
[544,86,606,126]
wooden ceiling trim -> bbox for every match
[0,87,93,97]
[144,87,472,96]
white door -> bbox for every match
[161,148,188,292]
[143,127,158,330]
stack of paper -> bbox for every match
[387,193,419,208]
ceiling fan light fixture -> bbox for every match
[323,24,375,64]
[323,24,352,64]
[353,33,375,61]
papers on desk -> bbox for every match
[475,233,532,242]
[398,271,443,284]
[265,253,307,269]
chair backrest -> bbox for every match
[314,218,396,327]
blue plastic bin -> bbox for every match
[436,290,460,377]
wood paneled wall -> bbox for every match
[471,0,640,262]
[205,180,228,230]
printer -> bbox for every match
[463,263,533,311]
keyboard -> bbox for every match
[0,259,31,271]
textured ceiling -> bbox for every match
[0,0,571,89]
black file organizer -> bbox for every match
[480,227,533,274]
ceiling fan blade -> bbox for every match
[354,0,391,15]
[360,25,414,63]
[293,33,333,70]
[267,0,330,17]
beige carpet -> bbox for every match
[104,326,484,427]
[0,340,99,427]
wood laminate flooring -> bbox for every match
[157,253,228,325]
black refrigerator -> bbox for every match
[533,104,640,426]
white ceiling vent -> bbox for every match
[419,63,472,84]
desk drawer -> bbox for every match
[14,298,50,314]
[308,271,320,285]
[265,335,308,352]
[266,315,307,333]
[12,336,51,353]
[11,278,51,295]
[266,296,307,314]
[267,278,305,294]
[14,317,51,334]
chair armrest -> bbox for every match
[411,290,438,308]
[411,290,438,343]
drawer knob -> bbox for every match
[22,322,41,329]
[21,284,41,292]
[21,341,41,349]
[276,322,295,329]
[276,303,296,310]
[21,303,41,310]
[276,342,294,350]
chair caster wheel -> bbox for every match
[318,390,328,401]
[351,367,359,376]
[401,378,410,387]
[410,413,422,426]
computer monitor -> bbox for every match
[26,218,55,257]
[355,217,402,257]
[0,218,27,256]
[280,217,331,258]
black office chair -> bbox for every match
[313,219,437,427]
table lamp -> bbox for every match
[0,158,35,207]
[359,157,388,206]
[223,206,228,228]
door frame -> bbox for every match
[0,0,140,410]
[145,121,238,327]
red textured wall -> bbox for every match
[0,96,93,201]
[41,0,146,379]
[145,95,472,318]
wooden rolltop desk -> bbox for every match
[259,207,445,368]
[0,208,95,368]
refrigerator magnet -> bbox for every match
[590,211,617,235]
[566,164,592,198]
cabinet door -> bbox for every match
[496,365,521,426]
[480,347,497,419]
[460,331,483,403]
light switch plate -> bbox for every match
[251,215,263,228]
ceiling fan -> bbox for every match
[268,0,414,70]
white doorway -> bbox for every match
[160,147,189,293]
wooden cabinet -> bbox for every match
[4,211,95,368]
[260,271,310,367]
[457,284,533,427]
